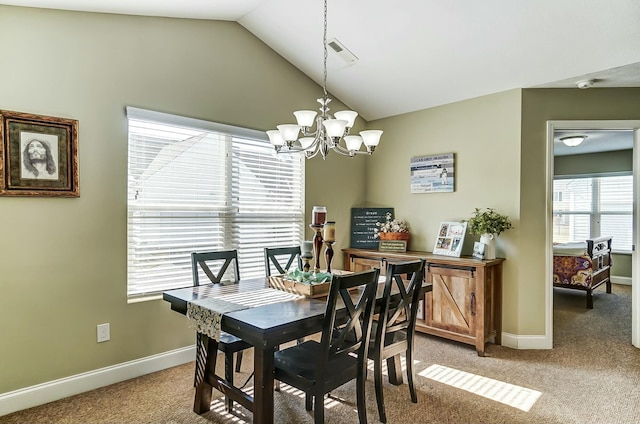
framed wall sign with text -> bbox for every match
[410,153,455,193]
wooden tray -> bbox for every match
[268,275,331,298]
[268,271,351,298]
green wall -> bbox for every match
[555,149,633,176]
[0,6,363,394]
[520,88,640,334]
[2,3,639,403]
[367,90,522,335]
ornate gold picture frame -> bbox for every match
[0,110,79,197]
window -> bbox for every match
[126,108,305,297]
[553,174,632,252]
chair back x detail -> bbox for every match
[192,249,240,286]
[264,246,303,276]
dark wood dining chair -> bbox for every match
[369,259,426,423]
[191,250,252,412]
[264,246,303,276]
[273,268,381,424]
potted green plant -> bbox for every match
[466,208,513,259]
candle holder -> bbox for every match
[324,240,336,273]
[310,224,324,273]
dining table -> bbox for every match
[163,273,432,424]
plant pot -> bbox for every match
[379,232,411,247]
[480,233,496,260]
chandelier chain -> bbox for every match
[323,0,328,97]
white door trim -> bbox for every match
[546,120,640,348]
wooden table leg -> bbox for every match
[194,335,217,414]
[253,346,274,424]
[386,355,403,385]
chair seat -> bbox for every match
[217,331,252,352]
[274,340,358,392]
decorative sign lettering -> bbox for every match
[379,240,407,253]
[350,207,394,248]
[410,153,455,193]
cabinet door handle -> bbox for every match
[470,292,476,316]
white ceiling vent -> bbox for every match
[327,38,358,64]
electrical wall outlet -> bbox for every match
[97,323,110,343]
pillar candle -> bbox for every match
[301,240,313,255]
[312,206,327,225]
[324,221,336,242]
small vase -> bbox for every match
[480,233,496,260]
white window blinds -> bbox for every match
[126,108,304,297]
[553,174,632,251]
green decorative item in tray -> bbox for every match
[284,269,332,284]
[269,270,334,298]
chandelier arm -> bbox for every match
[333,142,372,157]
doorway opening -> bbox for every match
[546,120,640,348]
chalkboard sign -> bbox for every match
[350,207,394,248]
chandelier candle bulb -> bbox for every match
[323,221,336,242]
[312,206,327,225]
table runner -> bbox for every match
[187,287,304,341]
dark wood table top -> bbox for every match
[163,276,432,349]
[163,278,328,349]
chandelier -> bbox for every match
[266,0,383,160]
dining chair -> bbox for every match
[369,259,426,423]
[273,268,381,424]
[191,250,252,412]
[264,246,303,276]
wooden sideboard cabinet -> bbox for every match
[343,248,504,356]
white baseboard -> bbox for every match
[501,332,551,350]
[612,276,632,286]
[0,345,195,417]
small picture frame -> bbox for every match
[433,221,467,257]
[0,109,79,197]
[472,242,486,260]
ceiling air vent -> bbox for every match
[327,38,358,64]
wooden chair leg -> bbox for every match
[235,351,243,372]
[225,350,234,412]
[305,392,313,411]
[587,290,594,309]
[406,344,418,403]
[374,356,387,423]
[313,393,325,424]
[356,371,368,424]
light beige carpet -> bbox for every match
[2,284,639,423]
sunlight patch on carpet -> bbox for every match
[419,364,541,411]
[279,383,343,409]
[366,355,420,374]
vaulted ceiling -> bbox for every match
[3,0,640,123]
